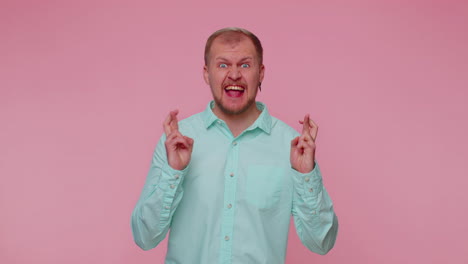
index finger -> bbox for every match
[302,114,310,135]
[170,110,179,132]
[163,112,173,135]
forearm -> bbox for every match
[131,139,188,250]
[292,162,339,255]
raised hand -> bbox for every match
[163,110,194,170]
[290,114,318,173]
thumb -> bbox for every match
[184,136,194,147]
[291,137,299,148]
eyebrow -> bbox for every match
[214,56,253,62]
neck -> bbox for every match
[213,102,261,138]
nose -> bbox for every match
[227,66,241,81]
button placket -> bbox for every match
[219,138,239,261]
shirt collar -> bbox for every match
[202,101,272,134]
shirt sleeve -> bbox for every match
[131,135,189,250]
[291,162,339,255]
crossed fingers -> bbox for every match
[164,109,179,136]
[163,110,192,149]
[299,114,318,142]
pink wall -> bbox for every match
[1,1,467,263]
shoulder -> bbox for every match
[178,112,202,127]
[177,111,205,137]
[270,116,300,140]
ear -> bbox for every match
[203,65,209,85]
[259,64,265,83]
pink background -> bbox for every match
[1,1,467,263]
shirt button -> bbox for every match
[225,236,230,241]
[305,177,310,182]
[233,141,237,146]
[311,210,316,215]
[309,187,313,192]
[227,204,232,209]
[164,206,170,209]
[229,173,234,177]
[174,174,180,179]
[170,184,175,189]
[217,120,222,125]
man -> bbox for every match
[131,27,338,264]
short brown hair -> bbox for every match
[204,27,263,66]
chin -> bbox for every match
[216,100,254,116]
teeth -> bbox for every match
[225,86,244,91]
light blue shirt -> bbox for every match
[131,101,338,264]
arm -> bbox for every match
[290,115,338,254]
[131,110,193,250]
[291,163,338,255]
[131,135,188,250]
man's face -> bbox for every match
[204,35,265,116]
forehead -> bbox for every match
[210,34,257,59]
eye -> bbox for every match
[219,63,228,68]
[241,63,250,68]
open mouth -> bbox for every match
[224,85,245,98]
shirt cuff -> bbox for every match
[160,162,189,192]
[292,161,323,199]
[158,162,189,223]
